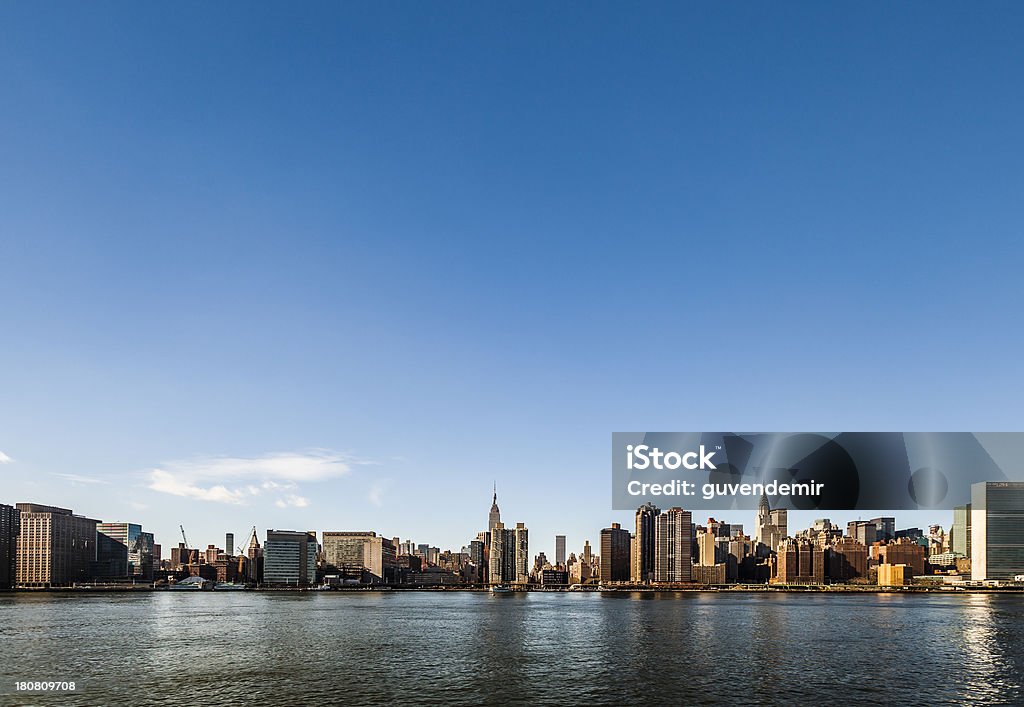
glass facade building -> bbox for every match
[263,530,318,586]
[971,482,1024,581]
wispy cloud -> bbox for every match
[0,451,13,464]
[146,449,352,506]
[275,494,310,509]
[368,481,389,508]
[53,472,110,486]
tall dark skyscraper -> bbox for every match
[600,522,631,583]
[634,503,660,584]
[555,535,566,566]
[0,504,19,590]
[655,507,692,582]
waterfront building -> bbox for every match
[634,503,659,584]
[246,530,263,583]
[263,530,317,586]
[599,522,631,583]
[15,503,100,588]
[514,523,529,584]
[322,532,397,583]
[691,563,726,584]
[775,538,825,585]
[540,569,569,586]
[655,507,692,582]
[96,522,155,580]
[488,522,516,584]
[971,481,1024,581]
[555,535,566,566]
[468,539,486,583]
[826,538,868,582]
[877,563,909,586]
[0,504,19,590]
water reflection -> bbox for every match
[1,592,1022,705]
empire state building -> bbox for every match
[488,484,501,531]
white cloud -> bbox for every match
[368,482,388,508]
[53,473,109,485]
[146,449,352,506]
[0,451,13,464]
[275,494,310,509]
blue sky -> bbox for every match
[2,3,1023,558]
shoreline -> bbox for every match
[3,585,1023,595]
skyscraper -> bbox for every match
[655,507,692,582]
[514,523,529,584]
[0,504,19,590]
[971,482,1024,582]
[600,522,631,583]
[488,484,501,532]
[952,504,972,558]
[15,503,100,588]
[488,522,516,585]
[263,530,318,586]
[634,503,660,584]
[96,522,155,580]
[225,532,234,556]
[756,492,787,553]
[555,535,566,566]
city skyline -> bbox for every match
[0,481,975,569]
[4,3,1024,567]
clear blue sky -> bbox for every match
[2,3,1023,558]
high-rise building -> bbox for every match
[322,531,397,583]
[868,517,896,542]
[1,504,19,590]
[263,530,317,586]
[96,522,155,580]
[634,503,660,584]
[775,538,825,584]
[488,522,516,585]
[755,493,787,553]
[952,504,972,559]
[488,484,501,532]
[655,507,692,583]
[15,504,100,588]
[826,538,868,582]
[225,533,234,556]
[600,522,631,583]
[847,520,878,546]
[971,481,1024,582]
[514,523,529,584]
[555,535,566,566]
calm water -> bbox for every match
[1,591,1022,705]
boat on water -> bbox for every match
[214,582,247,591]
[169,576,213,591]
[489,585,513,593]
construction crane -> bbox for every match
[179,525,197,565]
